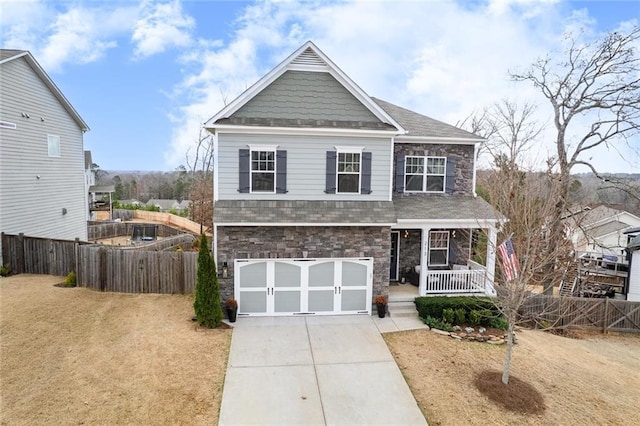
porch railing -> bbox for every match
[423,268,487,295]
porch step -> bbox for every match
[387,300,419,318]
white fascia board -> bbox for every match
[394,218,500,229]
[216,222,396,227]
[210,124,399,138]
[0,50,29,65]
[394,136,484,144]
[213,132,219,201]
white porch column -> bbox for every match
[419,227,430,296]
[486,225,498,295]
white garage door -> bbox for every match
[234,257,373,316]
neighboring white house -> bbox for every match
[0,49,90,263]
[565,205,640,262]
[625,229,640,302]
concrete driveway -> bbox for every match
[219,315,427,425]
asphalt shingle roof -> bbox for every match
[372,98,484,140]
[393,194,502,221]
[214,200,396,224]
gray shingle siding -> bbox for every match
[0,55,88,244]
[229,71,386,125]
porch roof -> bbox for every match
[392,194,502,222]
[214,200,396,225]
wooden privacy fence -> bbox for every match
[87,221,187,240]
[1,233,198,295]
[77,245,198,294]
[520,294,640,333]
[1,233,89,276]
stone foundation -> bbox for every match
[216,225,391,302]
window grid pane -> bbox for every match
[337,151,360,193]
[250,150,275,192]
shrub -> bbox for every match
[454,308,466,325]
[62,271,77,287]
[414,296,497,319]
[0,264,9,277]
[489,316,509,330]
[469,310,481,325]
[422,315,455,332]
[193,234,223,328]
[442,308,454,324]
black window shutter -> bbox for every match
[445,157,456,194]
[276,150,287,194]
[395,153,405,193]
[325,151,337,194]
[238,149,250,193]
[361,152,372,194]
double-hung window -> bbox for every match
[251,149,275,193]
[405,156,446,192]
[337,150,361,194]
[429,231,449,266]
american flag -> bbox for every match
[497,237,519,281]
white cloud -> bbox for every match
[164,0,569,168]
[132,0,195,59]
[0,1,137,72]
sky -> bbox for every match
[1,0,639,173]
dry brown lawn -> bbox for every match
[384,327,640,425]
[0,274,231,426]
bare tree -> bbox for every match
[511,26,640,294]
[186,128,214,233]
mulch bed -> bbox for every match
[475,370,546,414]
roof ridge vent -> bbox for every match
[290,47,327,68]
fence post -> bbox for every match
[17,233,25,274]
[603,297,609,334]
[99,247,108,291]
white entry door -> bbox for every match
[235,258,373,316]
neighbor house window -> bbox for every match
[405,156,445,192]
[47,135,60,157]
[337,151,361,193]
[251,150,275,193]
[429,230,449,266]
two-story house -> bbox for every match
[206,41,501,317]
[0,50,89,264]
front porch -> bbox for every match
[389,225,497,297]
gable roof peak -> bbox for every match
[205,41,404,132]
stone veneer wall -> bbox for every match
[216,226,391,303]
[394,143,475,195]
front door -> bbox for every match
[390,231,400,281]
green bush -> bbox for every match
[414,296,497,319]
[62,271,77,287]
[422,315,455,332]
[442,308,454,324]
[454,308,466,325]
[0,264,9,277]
[489,316,509,330]
[193,234,223,328]
[469,310,481,325]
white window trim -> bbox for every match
[47,134,60,157]
[335,147,363,195]
[249,147,277,194]
[428,230,449,267]
[404,155,446,193]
